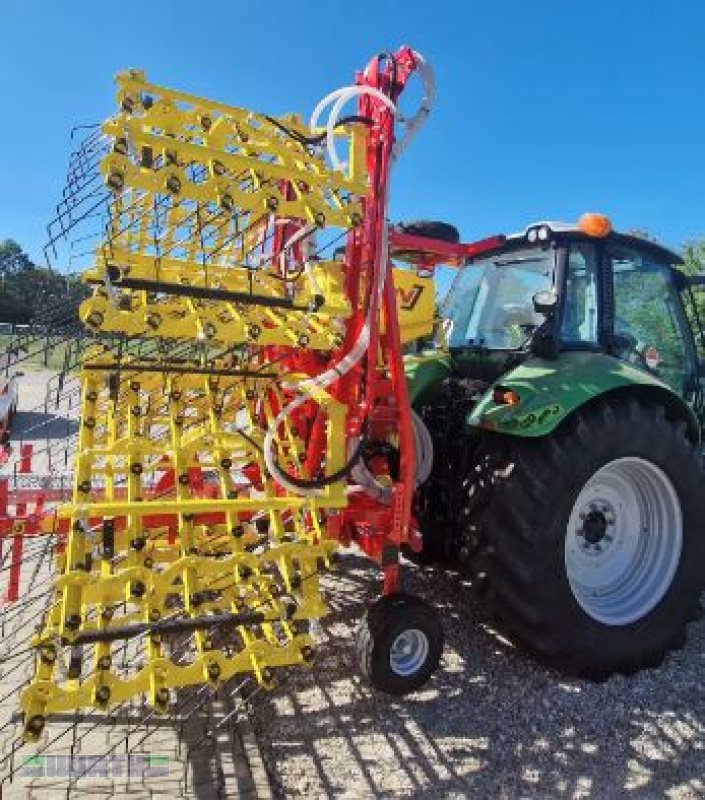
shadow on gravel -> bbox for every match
[0,672,258,798]
[11,410,78,441]
[252,553,705,799]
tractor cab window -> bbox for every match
[561,242,599,345]
[443,247,555,349]
[609,245,690,392]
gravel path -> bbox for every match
[251,553,705,799]
[12,370,705,798]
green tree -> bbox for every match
[0,239,34,322]
[0,239,82,324]
[681,240,705,277]
[0,238,34,274]
[681,239,705,359]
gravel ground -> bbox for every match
[251,553,705,799]
[12,370,705,798]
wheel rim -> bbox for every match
[389,629,429,677]
[564,456,682,626]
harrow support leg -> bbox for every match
[5,533,24,602]
[20,444,33,474]
[382,563,402,595]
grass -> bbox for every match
[0,333,76,373]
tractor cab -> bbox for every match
[442,214,703,405]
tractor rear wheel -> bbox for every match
[471,398,705,678]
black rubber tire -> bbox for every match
[356,593,443,694]
[397,220,460,244]
[470,397,705,679]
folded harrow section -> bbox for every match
[22,360,341,729]
[12,47,442,741]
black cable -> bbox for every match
[267,422,367,490]
[375,51,399,96]
[263,114,374,149]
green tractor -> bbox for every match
[405,214,705,679]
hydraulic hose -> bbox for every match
[262,51,436,497]
[393,50,436,159]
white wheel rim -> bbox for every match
[389,629,429,677]
[564,456,682,626]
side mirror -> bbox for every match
[533,290,558,315]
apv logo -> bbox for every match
[396,283,425,312]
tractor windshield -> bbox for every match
[443,247,555,349]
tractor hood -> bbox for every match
[467,351,700,439]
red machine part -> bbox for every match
[1,445,35,602]
[336,51,506,588]
[388,230,507,270]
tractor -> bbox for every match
[401,213,705,679]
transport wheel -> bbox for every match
[356,593,443,694]
[471,398,705,679]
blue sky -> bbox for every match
[2,0,704,267]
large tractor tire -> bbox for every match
[468,397,705,679]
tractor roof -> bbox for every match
[506,221,684,265]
